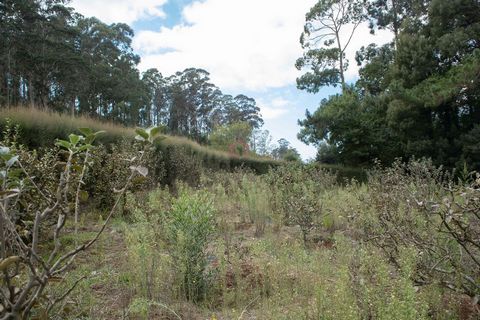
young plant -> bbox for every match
[166,189,216,303]
[0,126,162,319]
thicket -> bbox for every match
[0,122,162,319]
[116,160,479,319]
[0,108,280,185]
[1,116,479,318]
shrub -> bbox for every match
[166,189,216,303]
[0,126,159,319]
[266,164,336,243]
[356,158,480,300]
[240,175,271,236]
[310,237,428,320]
[85,139,164,210]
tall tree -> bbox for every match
[298,0,480,170]
[295,0,366,92]
[224,95,264,129]
[366,0,428,45]
[272,138,301,162]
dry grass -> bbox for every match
[0,106,280,171]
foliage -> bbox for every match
[356,159,480,299]
[250,129,274,157]
[144,69,263,141]
[0,125,160,318]
[298,0,480,170]
[271,138,301,162]
[0,0,263,134]
[0,108,281,183]
[312,238,429,320]
[239,175,272,236]
[296,0,367,91]
[266,164,337,243]
[209,122,253,156]
[166,189,216,303]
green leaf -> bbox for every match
[69,134,81,145]
[85,135,95,144]
[78,144,93,152]
[78,128,93,136]
[148,127,160,137]
[79,190,89,202]
[135,128,148,140]
[147,126,164,142]
[55,140,71,150]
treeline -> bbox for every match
[0,0,263,142]
[297,0,480,170]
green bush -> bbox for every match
[265,163,336,243]
[240,175,271,236]
[166,188,216,303]
[0,107,280,186]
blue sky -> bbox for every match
[70,0,392,160]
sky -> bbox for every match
[70,0,392,160]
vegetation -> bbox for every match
[3,121,478,318]
[297,0,480,171]
[0,2,263,140]
[0,108,280,177]
[0,0,479,319]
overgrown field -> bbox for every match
[0,122,479,319]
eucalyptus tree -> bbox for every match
[296,0,367,92]
[297,0,480,170]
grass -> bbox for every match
[0,106,281,173]
[31,162,479,319]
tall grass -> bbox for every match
[0,107,280,173]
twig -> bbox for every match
[46,275,86,314]
[237,295,260,320]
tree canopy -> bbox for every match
[0,0,264,143]
[297,0,480,170]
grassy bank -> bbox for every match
[0,107,280,174]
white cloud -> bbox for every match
[72,0,393,92]
[257,98,290,120]
[271,98,290,108]
[70,0,167,24]
[133,0,393,92]
[134,0,317,91]
[260,106,289,120]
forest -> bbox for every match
[0,0,479,319]
[296,0,480,170]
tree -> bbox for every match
[229,95,264,129]
[355,43,395,95]
[366,0,428,45]
[141,68,164,126]
[209,122,253,156]
[272,139,301,162]
[295,0,366,92]
[250,129,274,156]
[0,0,265,142]
[298,0,480,170]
